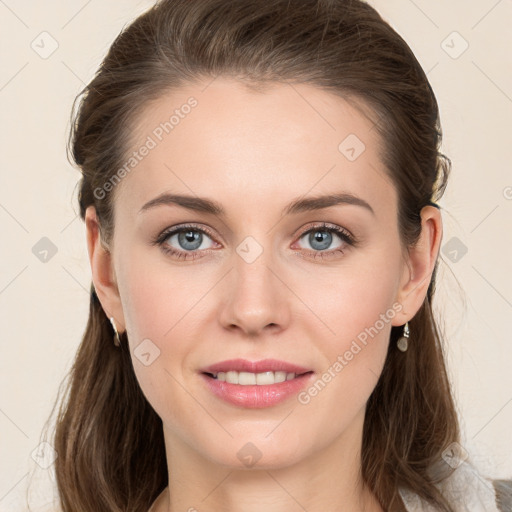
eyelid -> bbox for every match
[293,221,355,243]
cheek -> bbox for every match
[116,243,208,342]
[117,262,209,435]
[293,246,402,406]
[114,247,194,380]
[301,247,402,347]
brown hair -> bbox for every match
[49,0,460,510]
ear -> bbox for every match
[85,206,125,332]
[392,205,442,325]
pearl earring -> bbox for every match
[397,322,410,352]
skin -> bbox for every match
[85,77,442,512]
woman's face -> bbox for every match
[103,77,413,468]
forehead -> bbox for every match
[114,77,395,220]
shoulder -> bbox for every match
[399,462,511,511]
[437,461,507,511]
[493,479,512,512]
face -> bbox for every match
[104,77,411,469]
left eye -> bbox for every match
[295,226,350,252]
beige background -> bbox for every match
[0,1,511,510]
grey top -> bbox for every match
[399,461,512,511]
[494,479,512,512]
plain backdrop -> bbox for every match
[0,1,511,510]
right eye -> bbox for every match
[153,223,220,260]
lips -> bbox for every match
[200,358,312,375]
[200,370,314,408]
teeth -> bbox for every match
[214,371,298,385]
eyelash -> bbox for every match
[152,222,357,261]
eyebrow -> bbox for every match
[139,192,375,217]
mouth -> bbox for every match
[198,359,315,408]
[200,371,315,408]
[202,370,314,385]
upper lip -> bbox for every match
[200,358,313,375]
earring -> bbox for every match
[109,317,121,347]
[397,322,410,352]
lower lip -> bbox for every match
[200,372,314,408]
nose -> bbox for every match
[217,246,291,337]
